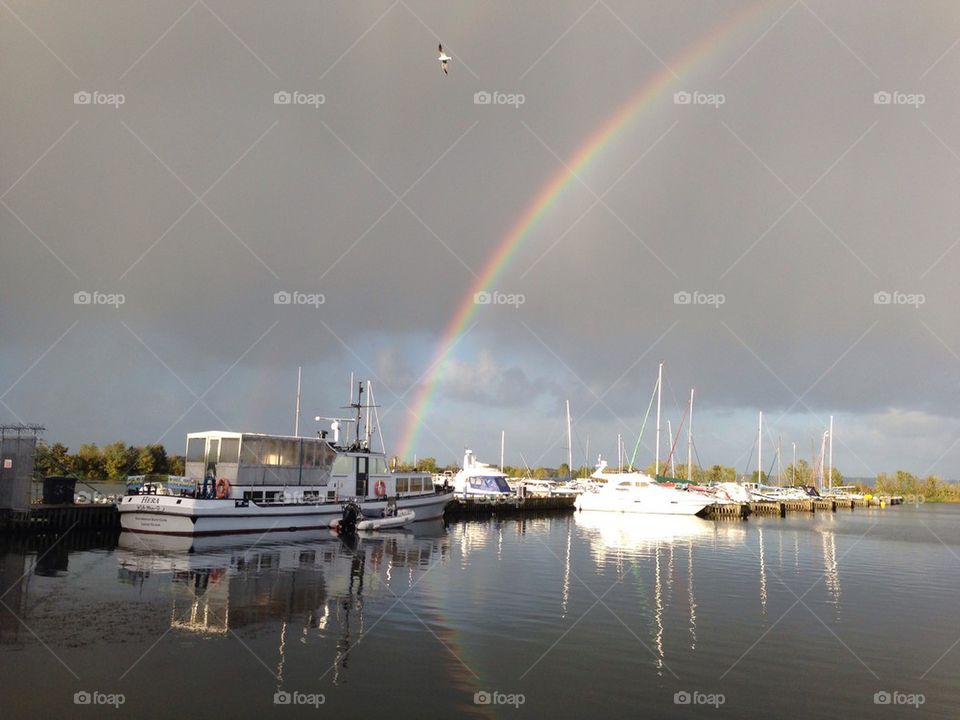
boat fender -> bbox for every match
[216,478,231,499]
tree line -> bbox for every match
[34,442,185,482]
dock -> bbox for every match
[0,504,121,533]
[445,495,576,516]
[703,495,901,520]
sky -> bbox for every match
[2,1,960,479]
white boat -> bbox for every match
[328,507,416,532]
[118,382,452,536]
[451,449,513,498]
[574,460,712,516]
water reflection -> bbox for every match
[115,523,449,683]
[575,513,746,674]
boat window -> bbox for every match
[396,477,409,493]
[618,481,632,488]
[279,440,300,467]
[240,437,260,464]
[261,439,281,465]
[333,455,352,474]
[469,476,511,493]
[302,441,315,467]
[220,438,240,464]
[371,457,387,474]
[187,437,205,463]
[409,477,422,492]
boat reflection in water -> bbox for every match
[575,512,746,674]
[116,523,449,683]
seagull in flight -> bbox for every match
[437,43,451,74]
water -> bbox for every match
[1,504,958,719]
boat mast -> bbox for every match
[792,442,797,485]
[655,362,663,478]
[667,421,675,477]
[828,415,834,492]
[617,433,622,473]
[687,388,694,482]
[565,400,573,480]
[777,435,782,486]
[500,430,505,472]
[294,366,302,436]
[757,411,763,484]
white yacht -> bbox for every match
[451,449,513,498]
[574,460,712,516]
[119,384,452,536]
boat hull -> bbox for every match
[119,492,450,536]
[574,492,709,516]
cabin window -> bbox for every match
[187,438,205,463]
[396,477,409,493]
[240,438,260,464]
[279,440,300,467]
[370,457,387,474]
[333,456,352,474]
[261,439,281,465]
[409,477,422,492]
[220,438,240,464]
[301,442,315,467]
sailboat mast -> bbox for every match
[687,388,694,482]
[758,411,763,484]
[667,421,675,477]
[828,415,834,491]
[566,400,573,479]
[294,366,302,436]
[617,433,622,473]
[655,362,663,477]
[777,435,782,486]
[500,430,505,472]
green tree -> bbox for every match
[72,443,106,480]
[34,442,71,477]
[167,455,185,476]
[136,444,169,475]
[102,441,137,480]
[557,463,571,479]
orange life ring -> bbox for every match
[374,479,387,497]
[216,477,231,499]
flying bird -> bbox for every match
[437,43,451,74]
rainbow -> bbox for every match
[398,2,774,459]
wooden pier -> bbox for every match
[0,504,120,533]
[702,495,900,520]
[445,495,576,517]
